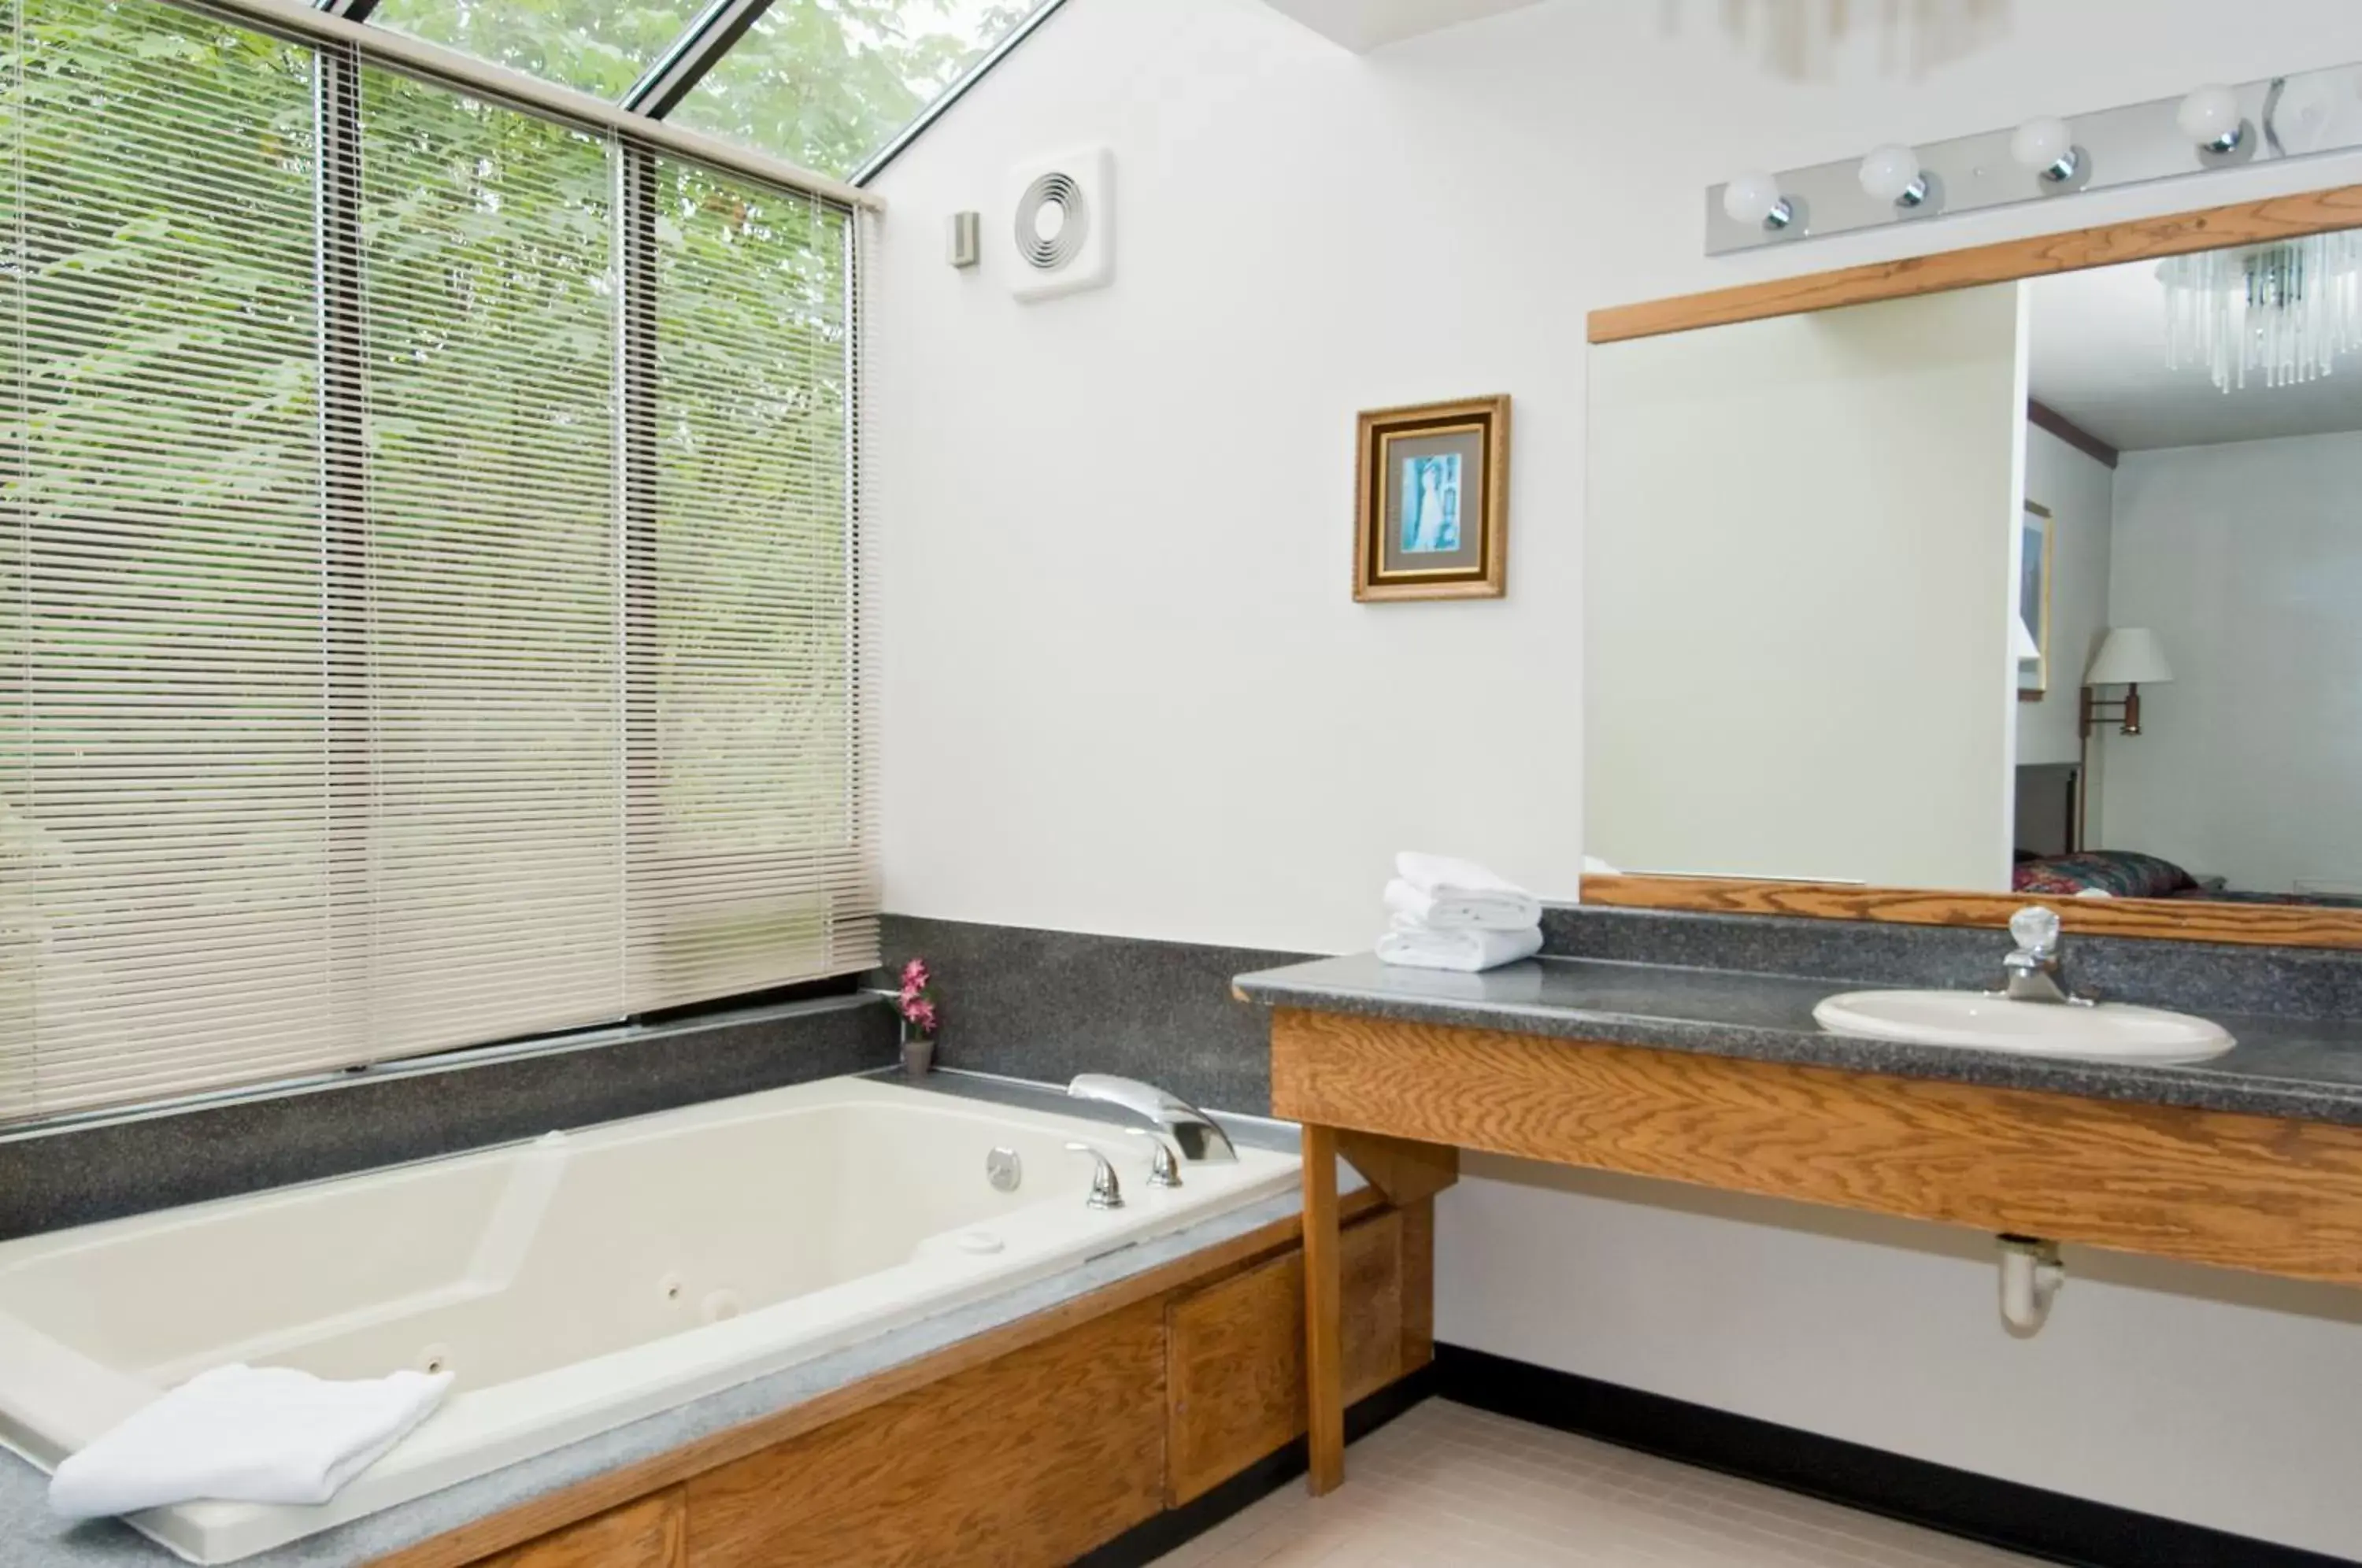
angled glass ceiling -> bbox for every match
[370,0,698,101]
[669,1,1046,179]
[359,0,1055,182]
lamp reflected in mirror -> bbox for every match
[2080,627,2173,738]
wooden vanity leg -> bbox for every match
[1301,1122,1346,1495]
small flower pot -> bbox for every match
[899,1022,935,1077]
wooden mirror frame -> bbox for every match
[1583,179,2362,952]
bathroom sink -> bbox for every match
[1812,989,2234,1063]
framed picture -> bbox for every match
[2018,500,2053,700]
[1353,394,1510,602]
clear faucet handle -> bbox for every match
[2008,906,2061,952]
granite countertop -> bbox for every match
[1234,952,2362,1129]
[0,1078,1320,1568]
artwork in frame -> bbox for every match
[1353,394,1511,601]
[2018,500,2053,700]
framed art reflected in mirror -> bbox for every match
[2017,501,2052,701]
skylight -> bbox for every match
[370,0,698,101]
[359,0,1057,183]
[671,0,1049,179]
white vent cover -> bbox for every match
[1005,146,1113,301]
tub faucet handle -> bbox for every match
[1064,1141,1125,1210]
[1126,1127,1184,1189]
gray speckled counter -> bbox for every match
[1234,952,2362,1128]
[0,1078,1323,1568]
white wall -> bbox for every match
[1588,287,2023,889]
[1438,1157,2362,1552]
[2101,431,2362,893]
[869,1,2362,1554]
[2016,426,2116,769]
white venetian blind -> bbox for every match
[0,0,875,1124]
[633,158,870,1010]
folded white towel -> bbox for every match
[1376,924,1544,973]
[1393,852,1541,929]
[50,1365,452,1519]
[1384,877,1539,933]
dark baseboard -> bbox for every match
[1073,1365,1437,1568]
[1435,1344,2353,1568]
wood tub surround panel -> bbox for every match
[1272,1008,2362,1288]
[1398,1196,1435,1373]
[385,1184,1424,1568]
[478,1492,685,1568]
[1166,1207,1410,1506]
[683,1300,1170,1568]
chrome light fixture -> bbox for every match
[2008,116,2080,183]
[2177,83,2245,153]
[1857,142,1928,207]
[1722,169,1794,231]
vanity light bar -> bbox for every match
[1706,65,2358,254]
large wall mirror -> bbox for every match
[1584,190,2362,934]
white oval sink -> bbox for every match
[1813,989,2234,1063]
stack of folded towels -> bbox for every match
[1375,851,1544,973]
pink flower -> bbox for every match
[904,998,939,1035]
[901,957,931,991]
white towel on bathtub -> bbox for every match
[1376,923,1545,973]
[49,1364,452,1518]
[1390,852,1541,930]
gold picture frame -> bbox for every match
[1353,394,1510,602]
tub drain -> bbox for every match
[416,1343,452,1376]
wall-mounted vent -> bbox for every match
[1006,146,1112,301]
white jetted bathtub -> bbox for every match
[0,1075,1299,1562]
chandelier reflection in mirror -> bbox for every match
[2159,232,2362,394]
[1691,0,2007,80]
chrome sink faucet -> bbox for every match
[1997,907,2094,1006]
[1067,1074,1238,1163]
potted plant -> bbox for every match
[896,958,939,1076]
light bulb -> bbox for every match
[1857,143,1928,207]
[1721,169,1792,230]
[2178,83,2243,153]
[2009,116,2079,182]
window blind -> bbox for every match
[0,0,874,1124]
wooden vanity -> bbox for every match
[1276,993,2362,1495]
[1265,858,2362,1494]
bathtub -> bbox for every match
[0,1075,1300,1563]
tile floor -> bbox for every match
[1152,1400,2040,1567]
